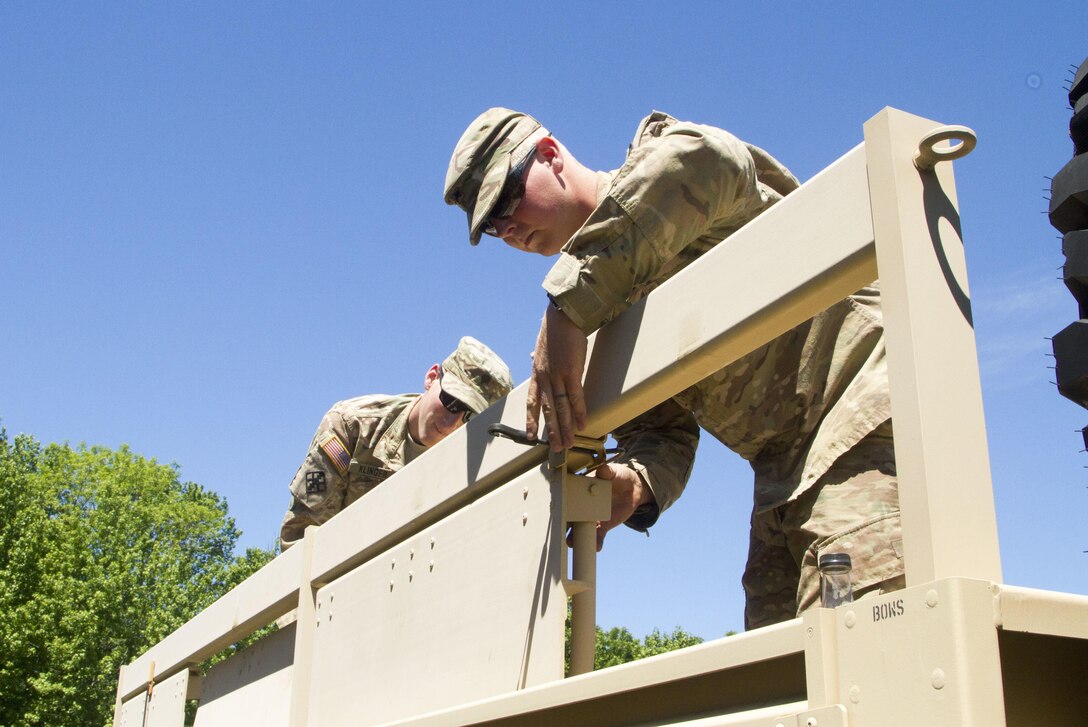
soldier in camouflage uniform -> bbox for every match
[279,337,513,550]
[445,109,903,629]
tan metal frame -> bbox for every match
[114,108,1088,727]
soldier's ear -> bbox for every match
[538,137,562,172]
[423,364,442,390]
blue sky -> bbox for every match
[2,3,1085,639]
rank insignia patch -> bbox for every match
[305,470,327,495]
[318,433,352,476]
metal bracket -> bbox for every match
[913,124,976,170]
[562,473,612,523]
[487,423,621,475]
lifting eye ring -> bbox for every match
[914,125,977,170]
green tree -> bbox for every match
[594,625,705,670]
[0,428,274,727]
[564,603,707,673]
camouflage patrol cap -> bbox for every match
[441,336,514,414]
[444,107,546,245]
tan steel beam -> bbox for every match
[996,584,1088,640]
[864,108,1002,585]
[387,620,806,727]
[580,142,878,432]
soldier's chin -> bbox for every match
[421,426,448,448]
[539,234,565,257]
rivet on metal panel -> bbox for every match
[844,611,857,628]
[806,626,815,638]
[430,537,436,549]
[410,549,414,560]
[522,513,528,525]
[925,590,939,608]
[931,668,946,690]
[849,685,861,704]
[389,580,394,591]
[429,560,434,572]
[523,486,529,499]
[408,571,414,582]
[391,559,396,570]
[806,718,819,727]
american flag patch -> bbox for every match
[318,433,351,476]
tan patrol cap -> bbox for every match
[441,336,514,414]
[444,108,546,245]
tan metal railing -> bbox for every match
[114,109,1088,727]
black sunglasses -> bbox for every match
[483,144,536,236]
[438,376,473,423]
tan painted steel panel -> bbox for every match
[833,578,1005,726]
[120,544,304,701]
[309,400,546,586]
[117,665,189,726]
[193,623,295,727]
[306,468,566,726]
[116,692,147,727]
[144,669,189,727]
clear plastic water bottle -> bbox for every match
[818,552,853,608]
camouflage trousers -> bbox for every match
[743,422,904,630]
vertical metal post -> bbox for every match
[801,608,841,709]
[287,526,317,727]
[568,520,597,676]
[112,664,127,727]
[553,442,610,678]
[863,108,1002,585]
[141,661,155,727]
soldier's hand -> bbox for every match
[527,304,588,452]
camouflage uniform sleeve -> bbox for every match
[279,406,357,550]
[543,121,764,333]
[612,397,699,531]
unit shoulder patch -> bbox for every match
[305,470,327,494]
